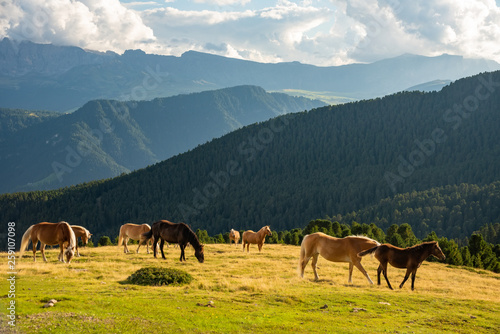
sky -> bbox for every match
[1,0,500,66]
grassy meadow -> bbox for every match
[1,243,499,333]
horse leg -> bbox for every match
[160,239,167,259]
[124,237,129,253]
[75,240,80,257]
[352,260,374,284]
[380,263,393,290]
[59,242,66,263]
[410,271,417,291]
[311,254,320,281]
[32,240,38,262]
[258,243,263,252]
[153,237,159,258]
[179,244,185,262]
[377,265,383,285]
[399,268,412,289]
[299,255,311,278]
[41,243,48,262]
[348,263,354,283]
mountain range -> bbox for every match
[2,71,499,242]
[1,38,499,111]
[0,85,324,193]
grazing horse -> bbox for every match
[71,225,92,256]
[19,221,76,263]
[142,220,204,263]
[299,233,380,284]
[358,241,446,290]
[118,223,155,254]
[242,226,272,252]
[229,229,240,246]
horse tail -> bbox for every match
[358,245,378,258]
[118,226,125,247]
[19,225,34,258]
[141,229,153,244]
[298,234,310,276]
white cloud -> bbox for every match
[0,0,499,66]
[0,0,156,53]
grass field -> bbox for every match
[2,243,499,333]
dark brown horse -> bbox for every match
[142,220,204,263]
[358,241,446,290]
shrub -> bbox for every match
[126,267,193,286]
[98,236,113,246]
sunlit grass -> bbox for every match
[1,243,499,333]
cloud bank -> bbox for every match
[1,0,499,65]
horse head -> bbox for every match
[265,226,272,236]
[195,245,205,263]
[82,232,92,245]
[431,241,446,260]
[64,246,75,263]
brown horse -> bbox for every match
[358,241,446,290]
[242,226,272,252]
[142,220,204,263]
[71,225,92,256]
[118,223,155,254]
[229,229,240,246]
[19,221,76,263]
[299,233,380,284]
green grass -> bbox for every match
[1,244,499,333]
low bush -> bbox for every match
[126,267,193,286]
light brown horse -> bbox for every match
[358,241,446,290]
[299,233,380,284]
[118,223,155,254]
[19,221,76,263]
[71,225,92,257]
[242,226,272,252]
[229,229,240,246]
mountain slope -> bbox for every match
[1,38,499,111]
[0,108,59,142]
[1,71,499,241]
[0,86,324,193]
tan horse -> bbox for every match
[19,221,76,263]
[71,225,92,256]
[358,241,446,290]
[118,223,155,254]
[299,233,380,284]
[242,226,272,252]
[229,229,240,246]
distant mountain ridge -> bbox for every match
[1,38,499,111]
[0,85,325,193]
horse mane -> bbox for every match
[181,223,202,248]
[409,241,436,251]
[346,235,381,245]
[60,221,77,251]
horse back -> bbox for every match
[376,244,412,268]
[32,222,60,245]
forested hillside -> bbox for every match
[1,71,499,248]
[0,85,323,193]
[0,108,59,142]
